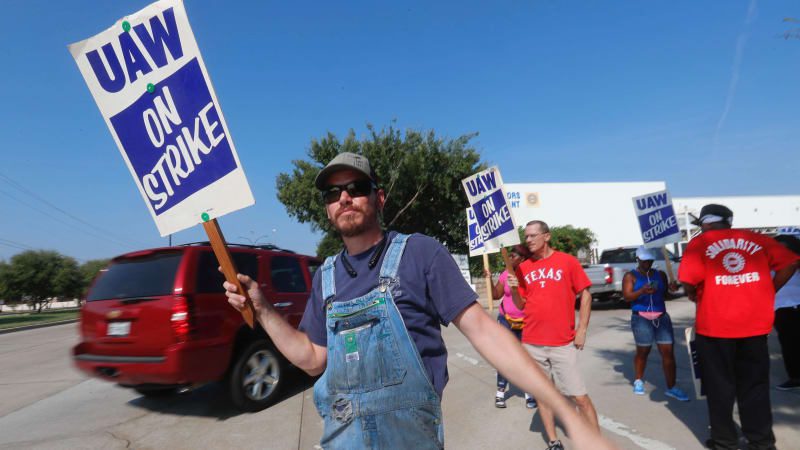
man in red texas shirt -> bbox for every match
[509,220,598,450]
[679,204,799,450]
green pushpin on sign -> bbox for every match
[122,21,131,32]
[146,83,155,93]
[201,212,210,222]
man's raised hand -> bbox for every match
[220,269,268,314]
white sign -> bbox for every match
[685,327,705,400]
[451,254,472,286]
[466,207,485,256]
[632,190,681,249]
[69,0,254,236]
[462,167,519,253]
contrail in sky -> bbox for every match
[714,0,758,149]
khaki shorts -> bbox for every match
[524,343,588,397]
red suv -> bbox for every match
[73,242,320,411]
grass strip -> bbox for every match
[0,309,79,330]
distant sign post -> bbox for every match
[462,167,520,312]
[632,189,682,284]
[69,0,256,326]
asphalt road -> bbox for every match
[0,299,797,449]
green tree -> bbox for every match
[277,124,485,258]
[0,250,83,312]
[79,259,110,293]
[549,225,596,257]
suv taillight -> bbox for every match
[171,296,190,343]
[604,267,614,284]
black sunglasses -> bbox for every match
[322,180,377,204]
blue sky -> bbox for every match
[0,0,798,262]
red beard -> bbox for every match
[333,205,375,237]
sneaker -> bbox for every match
[546,440,564,450]
[633,379,645,395]
[776,379,800,391]
[526,397,538,409]
[495,396,506,408]
[665,386,690,401]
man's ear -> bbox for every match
[376,188,386,211]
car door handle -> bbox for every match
[273,302,293,308]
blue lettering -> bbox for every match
[638,193,669,210]
[119,32,153,83]
[476,178,486,194]
[83,7,184,93]
[86,43,126,93]
[466,179,478,196]
[480,171,497,190]
[133,8,184,68]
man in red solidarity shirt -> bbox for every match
[679,204,799,450]
[509,220,598,450]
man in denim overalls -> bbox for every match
[225,153,612,450]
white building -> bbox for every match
[504,182,800,260]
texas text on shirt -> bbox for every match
[678,229,800,338]
[515,251,592,346]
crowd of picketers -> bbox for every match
[223,152,798,450]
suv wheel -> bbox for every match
[229,340,283,411]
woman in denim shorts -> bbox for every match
[486,245,537,409]
[621,246,689,401]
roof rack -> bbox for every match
[177,241,295,253]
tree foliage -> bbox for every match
[276,124,486,258]
[0,250,84,312]
[79,259,110,300]
[549,225,596,257]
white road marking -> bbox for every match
[598,414,675,450]
[455,352,479,365]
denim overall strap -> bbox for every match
[321,255,337,304]
[379,233,410,281]
[313,232,444,449]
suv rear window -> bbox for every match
[87,252,183,301]
[196,251,259,294]
[270,256,307,293]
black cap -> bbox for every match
[314,152,379,190]
[690,204,734,226]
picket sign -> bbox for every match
[462,167,520,312]
[685,326,705,400]
[69,0,255,326]
[632,189,682,284]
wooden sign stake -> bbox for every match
[661,246,676,285]
[482,253,493,313]
[203,218,255,328]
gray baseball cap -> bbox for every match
[314,152,379,189]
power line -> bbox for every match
[0,238,33,252]
[0,172,149,248]
[0,188,133,249]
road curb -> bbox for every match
[0,319,78,335]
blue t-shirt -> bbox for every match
[298,231,478,398]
